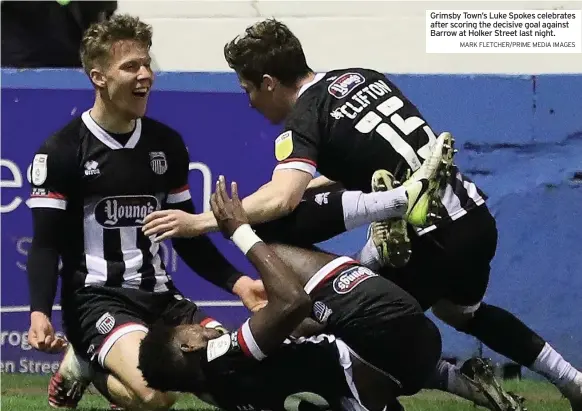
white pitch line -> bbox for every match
[0,301,244,313]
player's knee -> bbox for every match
[432,300,480,329]
[138,390,177,411]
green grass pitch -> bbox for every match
[0,374,573,410]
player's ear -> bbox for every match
[261,74,276,92]
[179,343,196,353]
[90,68,107,89]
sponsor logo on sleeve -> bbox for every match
[31,154,48,185]
[275,131,294,161]
[207,333,232,362]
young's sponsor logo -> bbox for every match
[328,73,365,99]
[332,266,377,294]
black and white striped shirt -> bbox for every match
[272,68,486,234]
[29,111,191,292]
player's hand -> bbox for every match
[142,209,198,241]
[233,277,268,312]
[210,175,249,239]
[28,311,68,353]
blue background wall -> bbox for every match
[1,69,580,374]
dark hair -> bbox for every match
[80,13,153,74]
[138,324,200,393]
[224,19,312,88]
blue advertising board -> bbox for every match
[1,69,581,374]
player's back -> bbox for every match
[284,68,487,232]
[202,334,354,411]
[29,112,189,293]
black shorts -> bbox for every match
[379,204,498,310]
[61,286,213,366]
[307,258,442,396]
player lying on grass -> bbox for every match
[225,183,530,411]
[133,131,528,410]
[138,176,442,411]
[136,175,530,411]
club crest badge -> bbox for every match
[149,151,168,175]
[96,312,115,335]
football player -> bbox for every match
[139,176,442,411]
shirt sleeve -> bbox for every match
[272,96,322,176]
[272,129,319,177]
[28,139,78,210]
[232,319,267,361]
[27,136,78,316]
[27,208,65,316]
[165,132,192,205]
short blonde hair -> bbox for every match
[80,14,152,74]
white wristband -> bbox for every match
[231,224,262,255]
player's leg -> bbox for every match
[254,181,410,248]
[428,357,527,411]
[254,132,453,247]
[101,330,178,411]
[47,343,94,408]
[436,299,582,410]
[91,294,223,410]
[342,131,454,234]
[358,206,526,410]
[367,132,455,268]
[430,206,582,410]
[253,184,349,247]
[48,337,172,411]
[92,370,141,408]
[254,168,441,249]
[368,170,411,268]
[52,287,178,411]
[48,288,100,409]
[99,291,227,410]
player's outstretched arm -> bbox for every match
[210,176,311,356]
[206,169,312,231]
[143,169,313,239]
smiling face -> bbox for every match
[81,14,154,120]
[96,40,154,120]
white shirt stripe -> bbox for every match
[167,188,191,204]
[241,319,266,360]
[274,161,317,176]
[27,197,66,210]
[304,256,355,294]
